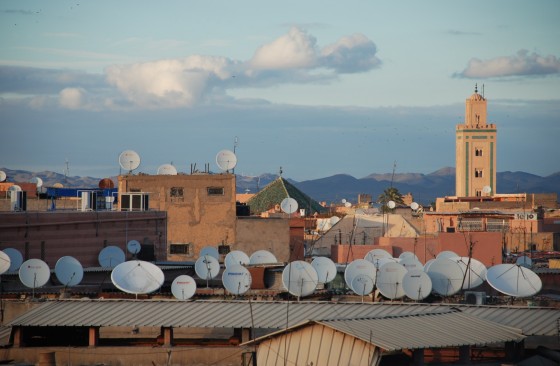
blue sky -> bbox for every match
[1,1,559,181]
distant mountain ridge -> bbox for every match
[2,167,558,206]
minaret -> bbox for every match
[455,85,497,197]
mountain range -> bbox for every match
[2,167,559,206]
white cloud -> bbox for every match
[59,87,85,109]
[456,50,560,78]
[320,33,381,73]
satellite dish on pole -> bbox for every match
[216,150,237,172]
[426,258,464,296]
[222,265,252,295]
[195,255,220,287]
[486,264,542,297]
[450,256,487,289]
[224,250,250,268]
[436,251,459,260]
[364,248,393,263]
[199,246,220,261]
[351,274,375,296]
[3,248,23,272]
[98,246,125,268]
[516,256,532,268]
[282,261,318,298]
[171,275,197,300]
[19,259,50,290]
[280,197,298,214]
[344,259,376,291]
[157,164,178,175]
[376,262,407,300]
[387,200,396,209]
[30,177,43,189]
[0,251,11,275]
[249,250,277,265]
[0,171,6,182]
[410,202,419,210]
[111,260,164,295]
[402,269,432,301]
[127,240,141,255]
[55,256,84,287]
[118,150,141,173]
[311,257,337,284]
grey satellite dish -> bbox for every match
[344,259,376,290]
[376,261,407,300]
[19,259,50,289]
[216,149,237,171]
[410,202,419,210]
[3,248,23,272]
[157,164,177,175]
[0,251,11,275]
[423,258,436,272]
[195,255,220,282]
[127,240,141,255]
[222,265,252,295]
[98,246,126,268]
[199,246,220,261]
[118,150,141,173]
[365,248,393,263]
[426,258,464,296]
[402,269,433,301]
[516,256,532,268]
[387,200,396,209]
[280,197,298,214]
[249,250,277,265]
[171,275,197,300]
[0,171,6,182]
[436,250,459,260]
[351,273,375,296]
[482,185,492,194]
[450,256,487,289]
[30,177,43,188]
[399,256,423,272]
[8,185,21,193]
[311,257,337,284]
[398,251,418,261]
[370,256,398,269]
[55,256,84,287]
[111,260,164,295]
[282,261,318,298]
[224,250,250,268]
[486,264,542,297]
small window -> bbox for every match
[475,148,483,157]
[207,187,224,196]
[475,190,481,197]
[169,243,194,256]
[475,169,483,178]
[170,187,184,197]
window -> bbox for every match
[475,148,483,156]
[169,243,194,256]
[207,187,224,196]
[475,169,483,178]
[170,187,183,197]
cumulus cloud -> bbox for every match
[59,87,86,109]
[456,50,560,78]
[320,33,381,73]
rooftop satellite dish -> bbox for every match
[223,265,252,295]
[398,251,418,261]
[55,256,84,287]
[516,256,532,268]
[280,197,298,214]
[8,185,22,193]
[426,258,464,296]
[98,246,126,268]
[370,256,398,269]
[0,171,6,182]
[111,260,164,295]
[344,259,376,290]
[311,257,337,284]
[437,250,459,260]
[341,199,347,204]
[423,258,436,272]
[224,250,250,268]
[118,150,141,173]
[355,209,365,215]
[99,178,115,189]
[53,183,64,188]
[398,256,423,272]
[157,163,177,175]
[402,269,432,301]
[364,248,393,263]
[199,246,220,261]
[216,149,237,171]
[195,255,220,282]
[127,240,141,255]
[486,264,542,297]
[376,262,407,299]
[249,250,277,265]
[19,259,50,289]
[171,275,197,300]
[30,177,43,188]
[329,216,340,226]
[282,261,318,298]
[410,202,419,210]
[3,248,23,272]
[482,185,492,194]
[387,200,396,209]
[351,273,375,296]
[450,256,487,289]
[0,251,11,275]
[344,201,352,208]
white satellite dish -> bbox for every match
[199,246,220,261]
[450,256,487,289]
[224,250,250,268]
[118,150,141,172]
[223,265,252,295]
[516,256,532,268]
[341,199,347,204]
[351,274,375,296]
[171,275,197,300]
[482,185,492,194]
[344,201,351,208]
[398,251,418,261]
[0,171,6,182]
[387,200,396,209]
[55,256,84,287]
[30,177,43,188]
[280,197,298,214]
[216,149,237,171]
[8,185,21,193]
[19,259,50,289]
[311,257,337,284]
[329,216,340,226]
[127,240,142,255]
[3,248,23,272]
[111,260,164,295]
[0,251,11,275]
[344,259,376,290]
[410,202,419,210]
[402,269,433,301]
[249,250,277,265]
[364,248,393,263]
[423,258,436,272]
[398,256,423,272]
[156,164,177,175]
[376,262,407,299]
[486,264,542,297]
[436,250,459,260]
[370,256,398,269]
[195,255,220,281]
[426,258,464,296]
[282,261,318,298]
[98,246,126,268]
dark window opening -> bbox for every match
[207,187,224,196]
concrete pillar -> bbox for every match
[412,348,424,366]
[88,327,99,347]
[162,327,173,347]
[459,345,471,364]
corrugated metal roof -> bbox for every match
[7,300,560,337]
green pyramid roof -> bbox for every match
[247,177,326,215]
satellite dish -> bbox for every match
[311,257,337,284]
[127,240,141,255]
[171,275,197,300]
[410,202,419,210]
[450,256,487,289]
[376,262,407,299]
[0,171,6,182]
[118,150,141,172]
[370,256,398,269]
[516,256,532,268]
[98,246,126,268]
[8,185,22,192]
[19,259,50,288]
[111,260,164,295]
[399,256,423,272]
[98,178,115,189]
[249,250,277,265]
[216,149,237,171]
[344,201,351,208]
[436,250,459,260]
[222,265,252,295]
[426,258,464,296]
[344,259,376,290]
[482,185,492,194]
[351,274,375,296]
[282,261,318,298]
[224,250,250,268]
[341,199,347,204]
[195,255,220,281]
[329,216,340,226]
[402,269,433,301]
[3,248,23,272]
[199,246,220,261]
[30,177,43,188]
[486,264,542,297]
[280,197,298,214]
[55,256,84,287]
[53,183,64,188]
[398,251,418,261]
[423,258,436,272]
[387,200,396,209]
[157,164,178,175]
[0,251,11,275]
[365,248,393,263]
